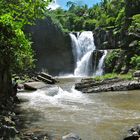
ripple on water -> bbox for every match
[18,84,140,140]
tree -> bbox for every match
[0,0,51,98]
[66,1,76,9]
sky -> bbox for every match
[48,0,101,10]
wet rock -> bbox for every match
[133,71,140,78]
[91,50,104,73]
[124,124,140,140]
[62,133,82,140]
[75,78,140,93]
[2,116,15,126]
[129,125,140,135]
[24,81,48,90]
[124,135,139,140]
[0,97,22,139]
[36,72,57,84]
[0,125,19,138]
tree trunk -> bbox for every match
[0,61,12,99]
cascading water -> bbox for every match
[70,31,96,76]
[95,50,107,76]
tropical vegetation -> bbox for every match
[0,0,51,97]
[50,0,140,73]
[0,0,140,97]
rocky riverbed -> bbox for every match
[0,96,51,140]
[0,96,20,139]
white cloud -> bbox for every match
[47,0,60,10]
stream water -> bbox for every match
[18,78,140,140]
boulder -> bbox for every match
[37,72,57,84]
[37,75,55,84]
[133,71,140,78]
[124,124,140,140]
[62,133,81,140]
[24,82,48,90]
[124,135,139,140]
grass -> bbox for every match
[93,73,133,81]
[12,75,30,84]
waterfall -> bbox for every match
[70,31,96,76]
[95,50,107,76]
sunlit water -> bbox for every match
[18,78,140,140]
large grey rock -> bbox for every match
[133,71,140,77]
[75,78,140,93]
[38,72,57,84]
[24,82,48,90]
[124,124,140,140]
[62,133,81,140]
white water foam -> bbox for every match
[19,86,91,111]
[70,31,96,76]
[95,50,107,76]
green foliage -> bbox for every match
[130,55,140,70]
[115,7,125,27]
[129,14,140,32]
[83,19,97,30]
[51,0,125,31]
[93,73,118,81]
[93,73,133,81]
[104,50,120,72]
[0,13,34,70]
[0,0,51,73]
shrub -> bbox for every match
[130,55,140,69]
[104,50,120,73]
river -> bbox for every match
[18,78,140,140]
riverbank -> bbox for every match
[0,72,57,140]
[75,73,140,93]
[0,96,20,139]
[0,93,54,140]
[1,74,140,140]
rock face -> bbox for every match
[26,17,74,76]
[93,28,120,50]
[75,78,140,93]
[92,50,104,71]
